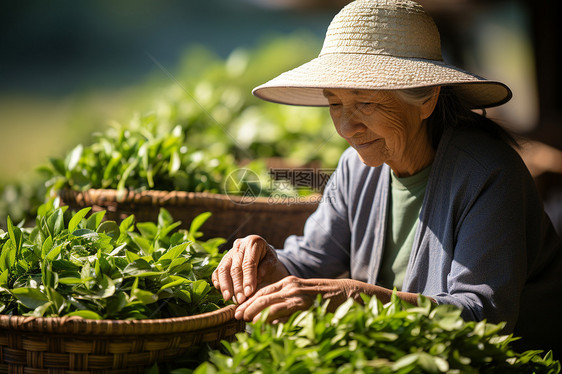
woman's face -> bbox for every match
[323,88,434,176]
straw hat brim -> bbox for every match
[253,53,512,109]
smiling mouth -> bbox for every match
[354,139,379,149]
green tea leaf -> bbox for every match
[168,257,192,274]
[0,269,8,286]
[71,229,98,240]
[136,222,158,239]
[46,208,65,237]
[191,362,217,374]
[118,214,136,243]
[29,301,52,317]
[106,291,128,316]
[169,150,181,175]
[12,287,49,309]
[125,250,141,263]
[159,221,182,240]
[59,277,84,285]
[92,275,116,299]
[97,221,120,239]
[131,286,158,305]
[123,259,163,277]
[117,159,139,191]
[159,242,189,263]
[46,287,66,314]
[7,216,23,253]
[45,245,62,262]
[189,212,212,238]
[131,235,153,256]
[68,207,92,233]
[41,235,54,259]
[119,214,136,233]
[66,310,103,320]
[42,262,58,288]
[52,259,80,272]
[158,277,189,293]
[177,289,191,303]
[85,211,106,231]
[191,280,211,305]
[0,241,14,272]
[65,144,83,171]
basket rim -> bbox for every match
[59,188,322,212]
[0,304,237,336]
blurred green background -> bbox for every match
[0,0,546,227]
[0,0,335,183]
[0,0,342,225]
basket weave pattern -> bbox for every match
[0,305,243,373]
[59,189,320,248]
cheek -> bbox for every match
[331,115,354,143]
[371,112,409,150]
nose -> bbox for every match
[335,106,365,138]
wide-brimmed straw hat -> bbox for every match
[253,0,512,108]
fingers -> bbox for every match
[212,235,270,303]
[233,277,350,323]
[234,282,281,320]
[214,255,234,301]
[259,302,302,324]
[240,239,271,299]
[230,244,248,303]
[234,276,313,323]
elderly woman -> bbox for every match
[213,0,562,355]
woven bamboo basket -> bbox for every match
[0,304,243,373]
[58,189,321,249]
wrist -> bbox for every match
[337,278,363,302]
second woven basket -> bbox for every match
[0,304,244,373]
[59,189,321,249]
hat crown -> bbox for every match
[320,0,442,61]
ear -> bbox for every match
[420,86,441,120]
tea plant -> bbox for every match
[41,33,345,198]
[191,294,560,373]
[0,200,227,319]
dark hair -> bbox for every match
[396,86,518,150]
[427,86,517,149]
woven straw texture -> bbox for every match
[0,305,244,373]
[253,0,511,108]
[59,189,320,249]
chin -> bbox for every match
[356,152,384,168]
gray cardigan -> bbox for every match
[277,125,562,353]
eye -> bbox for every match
[359,102,376,113]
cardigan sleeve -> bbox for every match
[275,149,353,279]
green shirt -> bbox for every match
[377,165,432,290]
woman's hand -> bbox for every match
[212,235,289,304]
[233,277,428,323]
[234,276,355,323]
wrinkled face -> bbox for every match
[323,88,428,172]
